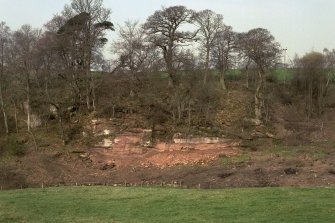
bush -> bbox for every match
[65,124,83,142]
[0,135,26,156]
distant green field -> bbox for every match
[272,68,295,81]
[1,186,334,223]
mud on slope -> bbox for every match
[1,137,334,190]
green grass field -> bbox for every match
[0,186,334,223]
[272,68,294,81]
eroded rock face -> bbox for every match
[172,133,230,144]
[89,117,153,149]
[90,128,240,169]
[97,139,114,148]
[49,104,58,118]
[103,129,111,135]
[173,137,229,144]
[242,118,262,126]
[141,130,152,147]
[23,102,43,129]
[30,114,42,129]
[88,119,240,169]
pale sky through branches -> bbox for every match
[0,0,334,62]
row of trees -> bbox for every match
[293,50,335,118]
[1,1,333,143]
[0,0,114,139]
[0,2,282,136]
[112,5,283,125]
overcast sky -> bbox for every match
[0,0,334,62]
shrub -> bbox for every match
[0,135,26,156]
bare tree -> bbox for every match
[211,25,236,90]
[45,14,85,107]
[0,22,10,135]
[237,28,281,123]
[193,9,224,84]
[294,52,329,117]
[143,5,195,87]
[11,25,41,131]
[112,20,159,78]
[35,31,60,104]
[323,48,335,92]
[60,0,114,111]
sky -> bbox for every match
[0,0,334,62]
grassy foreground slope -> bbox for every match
[0,187,334,223]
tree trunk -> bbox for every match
[29,129,38,152]
[71,69,81,106]
[308,79,313,118]
[220,69,227,90]
[168,76,174,87]
[246,67,249,89]
[85,71,91,111]
[177,103,182,122]
[204,47,210,85]
[44,70,51,103]
[188,100,191,129]
[13,100,18,133]
[85,48,94,112]
[59,114,66,146]
[84,16,93,112]
[0,86,8,135]
[150,121,156,144]
[0,41,8,135]
[91,75,96,112]
[205,103,210,124]
[254,90,262,122]
[26,73,31,132]
[254,70,264,123]
[167,61,175,88]
[318,78,323,116]
[164,44,175,88]
[112,105,115,118]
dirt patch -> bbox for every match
[143,147,238,168]
[89,141,239,169]
[86,127,241,169]
[1,142,334,190]
[1,118,335,190]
